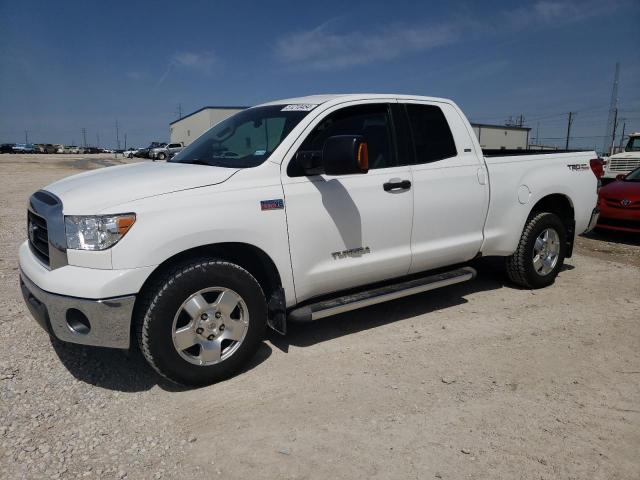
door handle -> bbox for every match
[383,179,411,192]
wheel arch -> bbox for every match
[528,193,576,257]
[132,242,285,340]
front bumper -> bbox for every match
[586,208,600,233]
[20,271,135,349]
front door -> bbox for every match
[282,101,414,303]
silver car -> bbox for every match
[150,143,183,160]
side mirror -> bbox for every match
[616,174,626,181]
[322,135,369,175]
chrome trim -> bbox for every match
[28,190,68,269]
[20,271,135,349]
[310,267,476,321]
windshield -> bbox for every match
[625,137,640,152]
[170,105,311,168]
[625,167,640,181]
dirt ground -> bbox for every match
[1,154,639,480]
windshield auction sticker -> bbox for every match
[281,104,317,111]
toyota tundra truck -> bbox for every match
[19,94,600,386]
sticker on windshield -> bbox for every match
[254,149,266,156]
[281,104,317,112]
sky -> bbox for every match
[0,0,639,152]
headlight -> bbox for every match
[65,214,136,250]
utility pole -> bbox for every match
[24,130,29,143]
[96,132,100,148]
[176,103,183,119]
[82,128,87,148]
[610,108,618,156]
[565,112,574,150]
[124,133,127,150]
[115,120,120,150]
[535,122,540,145]
[618,120,626,151]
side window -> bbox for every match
[289,103,396,176]
[405,104,457,164]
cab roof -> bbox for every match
[257,93,454,107]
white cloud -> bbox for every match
[155,51,217,87]
[170,51,216,70]
[275,20,459,70]
[274,0,630,71]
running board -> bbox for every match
[288,266,476,323]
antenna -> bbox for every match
[603,62,620,155]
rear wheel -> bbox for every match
[506,212,567,289]
[135,259,267,386]
[157,152,166,160]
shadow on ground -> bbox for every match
[581,229,640,247]
[269,261,510,352]
[51,263,536,390]
[50,335,273,393]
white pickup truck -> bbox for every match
[20,94,600,386]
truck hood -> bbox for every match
[610,151,640,159]
[599,179,640,201]
[45,161,238,213]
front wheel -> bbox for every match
[157,152,166,160]
[135,259,267,386]
[506,212,567,289]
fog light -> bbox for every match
[66,308,91,335]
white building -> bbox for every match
[170,106,532,151]
[170,106,248,146]
[471,123,531,150]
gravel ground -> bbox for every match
[1,154,639,479]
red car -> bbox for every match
[596,167,640,233]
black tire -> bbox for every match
[506,212,567,289]
[135,258,267,386]
[157,153,166,160]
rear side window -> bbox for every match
[405,104,457,164]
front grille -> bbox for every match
[597,216,640,230]
[28,210,50,266]
[608,158,640,172]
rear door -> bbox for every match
[282,101,414,303]
[401,101,489,273]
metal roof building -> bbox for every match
[169,106,248,146]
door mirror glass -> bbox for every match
[322,135,369,175]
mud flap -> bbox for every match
[267,287,286,335]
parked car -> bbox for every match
[122,148,139,158]
[150,142,183,160]
[0,143,15,153]
[19,93,599,386]
[66,146,83,154]
[54,144,65,154]
[135,142,166,159]
[603,132,640,179]
[35,144,57,154]
[596,166,640,233]
[12,143,36,153]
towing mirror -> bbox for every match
[322,135,369,175]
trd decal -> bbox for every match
[567,164,589,171]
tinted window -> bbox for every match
[405,104,457,164]
[289,103,396,176]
